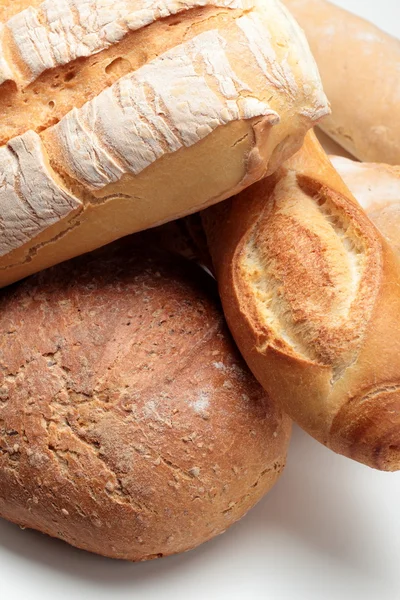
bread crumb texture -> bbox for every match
[240,171,380,381]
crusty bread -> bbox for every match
[0,232,291,561]
[330,156,400,257]
[202,131,400,471]
[283,0,400,164]
[0,0,329,289]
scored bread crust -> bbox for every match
[0,0,329,288]
[330,156,400,257]
[0,0,256,87]
[283,0,400,164]
[0,233,291,560]
[202,131,400,471]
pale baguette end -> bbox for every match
[284,0,400,164]
[330,156,400,257]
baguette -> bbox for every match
[0,232,291,560]
[202,131,400,471]
[330,156,400,257]
[0,0,329,288]
[283,0,400,164]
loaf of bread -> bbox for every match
[0,0,329,289]
[283,0,400,164]
[330,156,400,257]
[0,232,291,560]
[202,131,400,471]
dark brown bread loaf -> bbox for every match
[0,233,291,560]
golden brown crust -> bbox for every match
[331,384,400,471]
[202,131,400,470]
[0,232,291,560]
[0,0,43,23]
[0,7,238,146]
[0,0,329,288]
[283,0,400,164]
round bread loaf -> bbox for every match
[0,234,291,560]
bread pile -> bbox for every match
[0,0,399,561]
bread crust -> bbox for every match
[0,232,291,560]
[0,0,329,288]
[203,131,400,470]
[283,0,400,164]
[330,156,400,257]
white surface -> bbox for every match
[329,0,399,38]
[1,1,400,600]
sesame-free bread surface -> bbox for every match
[202,132,400,471]
[283,0,400,164]
[0,233,291,561]
[330,156,400,257]
[0,0,329,288]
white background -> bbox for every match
[1,2,399,599]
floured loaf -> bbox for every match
[0,0,329,287]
